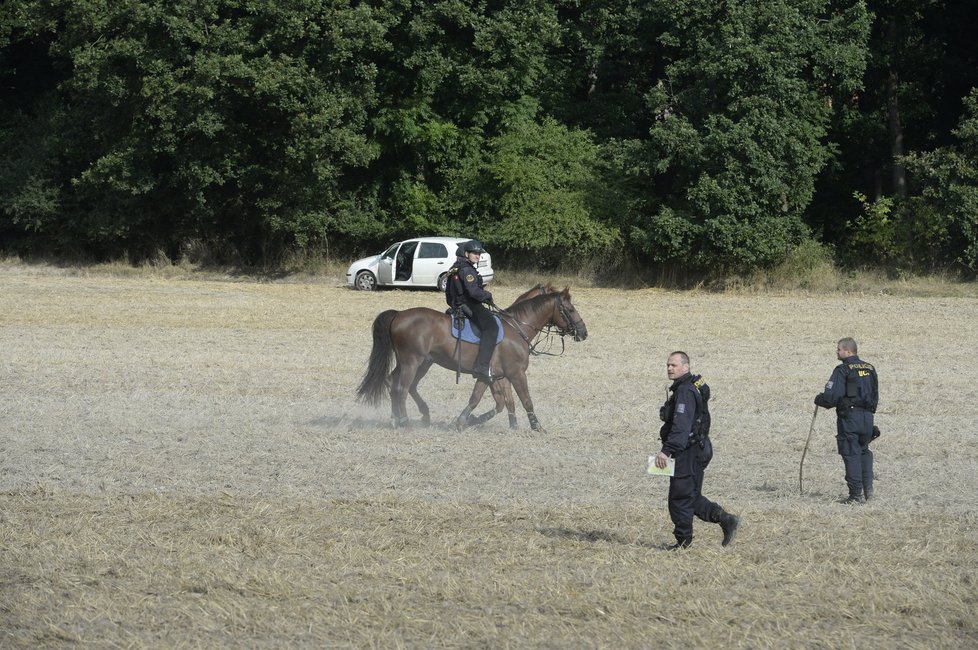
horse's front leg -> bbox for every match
[502,381,518,429]
[408,360,433,426]
[508,371,545,433]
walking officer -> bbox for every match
[446,240,498,381]
[815,337,879,503]
[653,351,741,549]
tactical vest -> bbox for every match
[843,362,878,412]
[660,375,712,443]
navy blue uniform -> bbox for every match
[447,256,497,373]
[659,373,723,545]
[815,355,879,499]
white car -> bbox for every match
[346,236,494,291]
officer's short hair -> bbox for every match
[669,351,690,366]
[838,337,857,354]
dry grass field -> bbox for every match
[2,263,977,648]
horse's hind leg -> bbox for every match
[390,363,420,428]
[388,366,408,428]
[408,360,433,426]
[461,380,509,428]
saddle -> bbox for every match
[446,308,504,345]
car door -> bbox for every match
[377,242,399,285]
[411,241,450,286]
[390,240,419,286]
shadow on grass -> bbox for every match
[538,527,667,550]
[306,414,462,433]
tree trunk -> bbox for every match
[886,19,907,199]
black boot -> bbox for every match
[472,363,496,381]
[719,510,741,547]
[667,539,692,551]
[841,494,865,504]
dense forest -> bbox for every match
[2,0,977,276]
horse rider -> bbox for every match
[446,240,498,381]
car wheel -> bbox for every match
[355,271,377,291]
[437,273,449,292]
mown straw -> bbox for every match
[1,268,976,648]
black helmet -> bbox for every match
[462,240,485,254]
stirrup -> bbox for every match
[472,367,497,382]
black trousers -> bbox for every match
[466,301,497,368]
[668,437,722,543]
[836,409,874,496]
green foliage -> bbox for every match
[448,112,622,263]
[0,111,60,232]
[1,0,976,277]
[847,191,898,264]
[630,0,870,271]
[1,0,387,260]
[841,89,978,274]
[901,88,978,272]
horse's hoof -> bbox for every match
[454,417,467,432]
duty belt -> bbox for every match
[686,434,709,449]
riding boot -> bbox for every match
[473,342,496,381]
[667,538,692,551]
[472,363,496,381]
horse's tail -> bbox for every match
[356,309,398,406]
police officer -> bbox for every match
[653,351,740,549]
[446,240,498,381]
[814,337,879,503]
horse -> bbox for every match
[379,282,558,431]
[356,287,587,432]
[457,283,558,430]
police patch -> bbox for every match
[465,274,475,282]
[826,381,834,390]
[676,403,686,414]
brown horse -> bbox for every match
[457,283,558,430]
[357,287,587,431]
[372,282,557,430]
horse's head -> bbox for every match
[552,288,588,342]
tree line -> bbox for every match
[2,0,977,276]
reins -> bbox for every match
[492,294,578,357]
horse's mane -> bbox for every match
[505,286,571,320]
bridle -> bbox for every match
[493,293,584,356]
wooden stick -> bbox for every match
[800,405,819,495]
